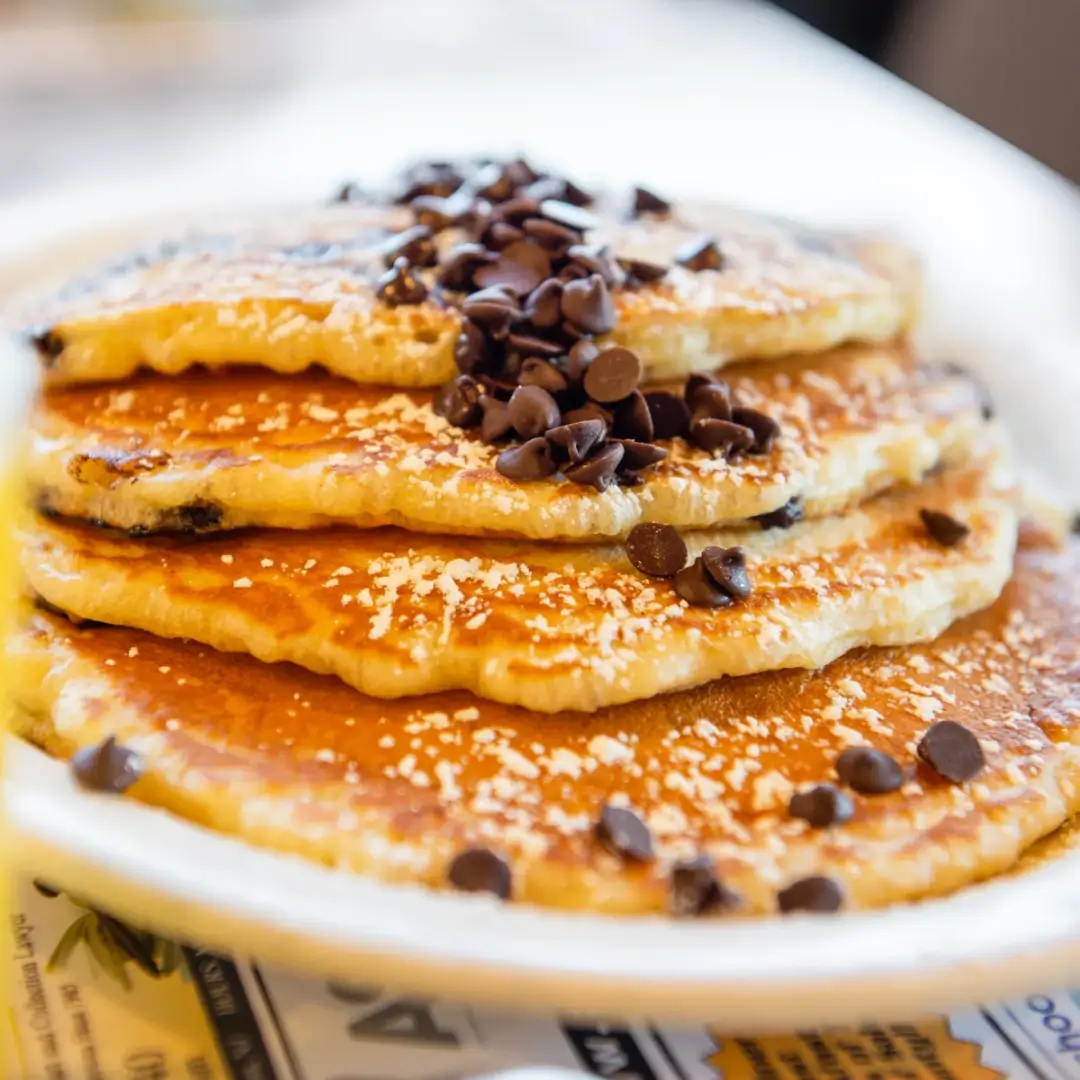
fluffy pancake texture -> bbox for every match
[26,345,985,540]
[19,200,919,388]
[21,433,1016,713]
[9,524,1079,915]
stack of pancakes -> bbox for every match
[8,159,1080,916]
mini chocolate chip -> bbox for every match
[691,384,733,421]
[485,222,526,250]
[432,375,483,428]
[644,391,691,440]
[836,747,904,795]
[509,334,565,360]
[438,243,497,290]
[71,735,142,794]
[473,161,516,202]
[612,390,655,442]
[447,847,512,899]
[632,186,672,216]
[673,557,732,607]
[583,347,643,404]
[493,195,542,225]
[454,319,489,374]
[496,437,557,480]
[564,244,619,287]
[562,339,599,385]
[523,278,564,328]
[508,385,561,439]
[563,401,612,433]
[753,496,804,530]
[461,286,522,339]
[618,256,669,286]
[596,804,655,862]
[382,224,437,268]
[690,417,755,455]
[546,419,605,464]
[626,523,687,577]
[411,193,463,232]
[539,199,599,233]
[732,407,780,454]
[561,274,616,335]
[613,439,667,471]
[701,545,752,599]
[920,508,970,548]
[670,857,739,918]
[564,443,624,491]
[31,330,65,363]
[778,876,844,914]
[376,257,428,306]
[676,236,724,272]
[518,357,569,393]
[788,785,854,828]
[917,720,986,783]
[480,397,513,443]
[474,240,552,296]
[522,218,580,257]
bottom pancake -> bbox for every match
[8,524,1080,916]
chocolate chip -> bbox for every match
[561,274,616,335]
[917,721,986,783]
[596,804,655,862]
[701,545,752,599]
[454,319,489,374]
[522,278,564,329]
[788,784,854,828]
[564,244,620,287]
[71,735,142,794]
[684,372,726,405]
[613,439,667,471]
[612,390,655,442]
[920,508,970,548]
[626,523,687,577]
[493,195,542,225]
[644,391,691,440]
[176,501,223,532]
[411,193,463,232]
[690,418,755,455]
[691,384,734,421]
[583,347,643,404]
[508,385,561,439]
[732,407,780,454]
[473,162,516,203]
[496,437,557,480]
[539,199,599,233]
[486,222,526,250]
[564,443,624,490]
[670,857,739,918]
[480,397,513,443]
[395,160,463,203]
[509,334,565,360]
[438,243,497,290]
[676,236,724,272]
[447,848,512,899]
[461,286,522,339]
[632,186,672,216]
[473,240,552,296]
[778,876,844,914]
[546,419,605,464]
[432,375,483,428]
[517,357,569,392]
[836,747,904,795]
[31,330,65,364]
[382,224,437,268]
[562,401,612,433]
[376,257,428,306]
[522,218,580,257]
[753,496,804,530]
[618,257,669,286]
[562,339,599,385]
[674,557,732,607]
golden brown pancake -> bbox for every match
[25,345,985,540]
[21,433,1016,712]
[9,523,1079,915]
[19,200,918,388]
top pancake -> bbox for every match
[9,522,1080,915]
[19,193,919,389]
[25,345,986,540]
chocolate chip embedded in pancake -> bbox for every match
[20,432,1017,713]
[9,524,1079,915]
[25,344,987,541]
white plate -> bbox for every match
[3,178,1080,1027]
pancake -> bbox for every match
[25,345,985,541]
[18,194,919,389]
[20,433,1017,713]
[9,522,1079,915]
